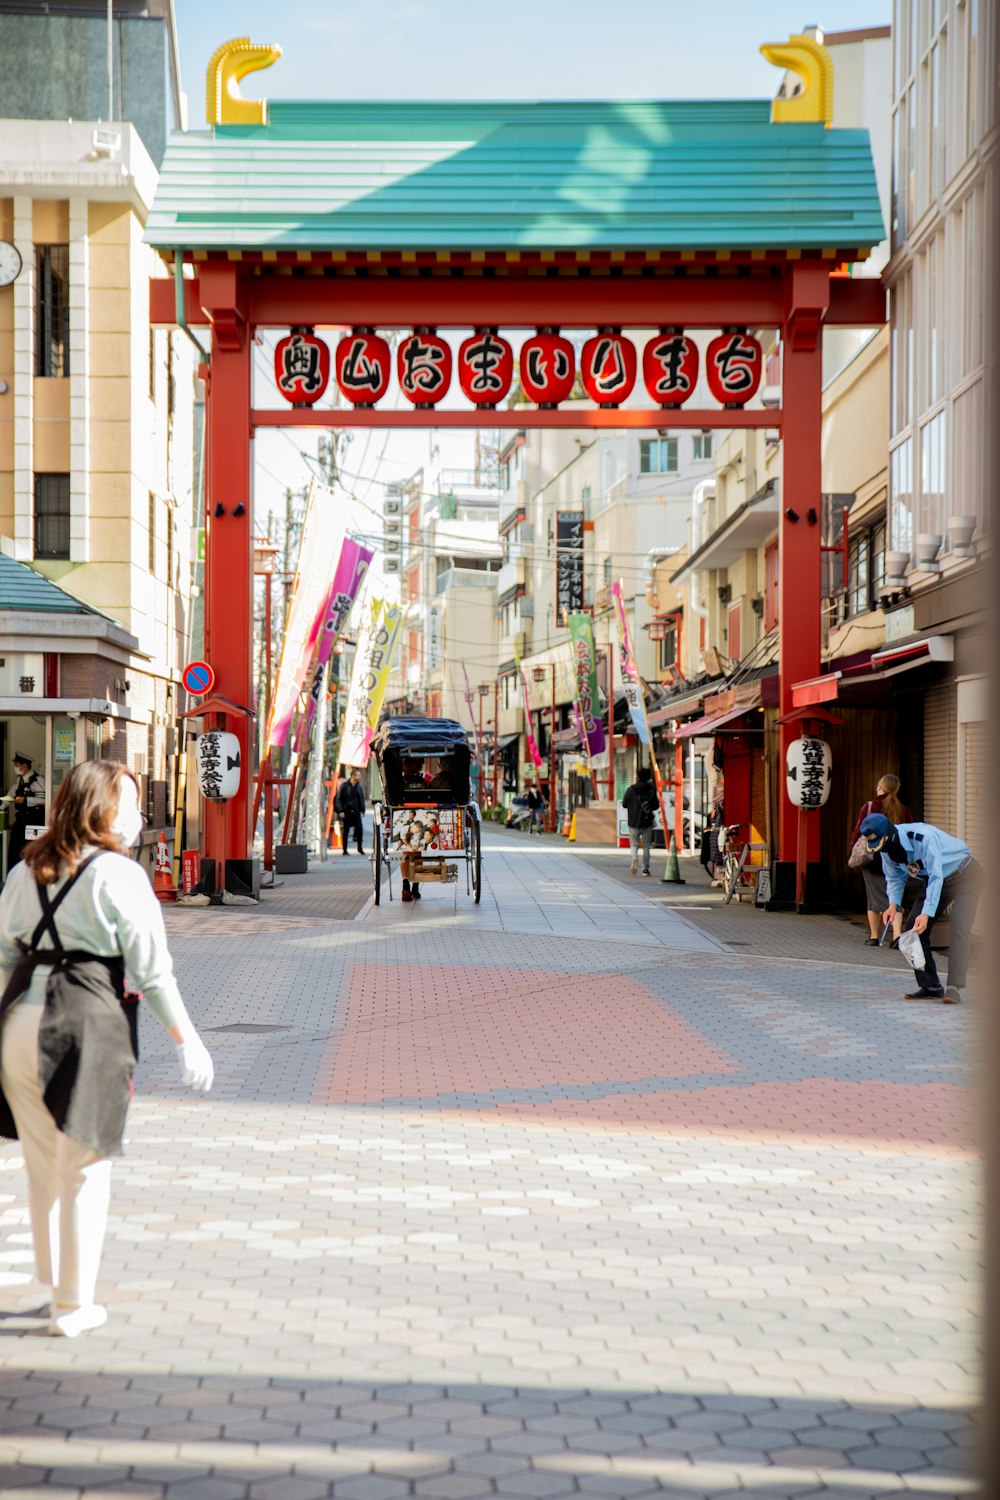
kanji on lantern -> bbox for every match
[706,330,763,406]
[643,330,699,406]
[519,330,576,406]
[335,328,391,406]
[580,330,637,407]
[458,328,513,407]
[274,329,331,405]
[397,330,452,405]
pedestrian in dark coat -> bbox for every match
[0,763,214,1338]
[335,768,366,855]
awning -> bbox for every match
[790,635,955,707]
[647,688,709,728]
[673,700,763,739]
[495,733,520,752]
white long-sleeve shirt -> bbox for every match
[0,849,193,1034]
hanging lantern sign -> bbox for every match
[706,329,763,407]
[519,329,575,407]
[580,329,637,407]
[785,736,832,809]
[457,328,513,408]
[196,730,241,801]
[335,328,391,407]
[397,329,452,406]
[274,328,330,405]
[642,329,699,406]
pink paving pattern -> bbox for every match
[314,963,736,1105]
[484,1081,977,1154]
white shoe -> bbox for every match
[630,857,638,875]
[49,1304,107,1338]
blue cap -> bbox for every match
[860,812,893,853]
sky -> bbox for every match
[174,0,892,577]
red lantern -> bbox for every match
[706,329,763,406]
[519,330,575,406]
[335,328,391,407]
[274,329,330,405]
[643,329,699,406]
[458,328,513,408]
[397,329,452,406]
[580,329,637,407]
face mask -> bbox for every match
[112,795,144,849]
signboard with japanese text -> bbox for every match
[611,580,651,746]
[516,653,545,770]
[338,599,404,767]
[196,730,241,800]
[567,612,606,758]
[555,510,584,619]
[785,736,833,808]
[297,538,374,747]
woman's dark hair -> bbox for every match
[637,766,653,784]
[23,761,138,885]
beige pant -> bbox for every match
[0,1002,111,1308]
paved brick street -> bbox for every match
[0,829,980,1498]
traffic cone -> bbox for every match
[660,833,685,884]
[568,813,577,843]
[153,831,178,903]
[561,807,572,837]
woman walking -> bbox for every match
[850,773,912,945]
[0,763,214,1337]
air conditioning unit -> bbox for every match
[383,557,401,573]
[383,496,402,516]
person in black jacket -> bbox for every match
[622,766,657,876]
[335,769,365,855]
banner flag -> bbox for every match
[461,660,483,763]
[299,538,374,745]
[338,598,403,768]
[567,613,606,758]
[265,482,346,749]
[515,652,545,770]
[611,580,651,745]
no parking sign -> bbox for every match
[182,660,215,697]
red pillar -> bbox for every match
[202,266,253,873]
[779,265,828,893]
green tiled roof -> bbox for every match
[145,99,884,253]
[0,553,103,615]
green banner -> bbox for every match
[567,613,605,757]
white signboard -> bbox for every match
[196,730,241,801]
[785,736,832,808]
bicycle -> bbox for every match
[719,823,769,904]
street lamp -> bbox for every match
[532,662,557,833]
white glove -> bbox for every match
[175,1034,214,1092]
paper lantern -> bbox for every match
[335,328,391,406]
[785,736,832,809]
[706,329,763,406]
[643,330,699,406]
[580,329,637,407]
[397,329,452,406]
[519,330,575,406]
[457,328,513,407]
[274,329,330,405]
[196,730,242,801]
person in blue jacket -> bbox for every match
[860,812,982,1004]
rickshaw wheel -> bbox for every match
[373,822,382,905]
[470,816,482,904]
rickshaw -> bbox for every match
[369,717,482,905]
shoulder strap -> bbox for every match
[28,852,106,955]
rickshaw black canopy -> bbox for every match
[371,717,472,806]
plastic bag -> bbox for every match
[897,928,925,969]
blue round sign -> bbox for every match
[182,660,215,696]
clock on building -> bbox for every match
[0,242,22,287]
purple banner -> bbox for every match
[299,539,374,746]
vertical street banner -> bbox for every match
[338,599,403,767]
[461,661,483,763]
[265,482,346,749]
[567,613,605,758]
[555,510,584,621]
[611,580,651,745]
[299,538,375,744]
[516,653,545,770]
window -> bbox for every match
[843,522,887,619]
[692,433,713,461]
[34,473,70,559]
[920,410,947,534]
[639,438,678,474]
[148,492,157,575]
[36,245,69,377]
[890,438,914,553]
[602,556,612,588]
[166,505,175,589]
[658,620,678,674]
